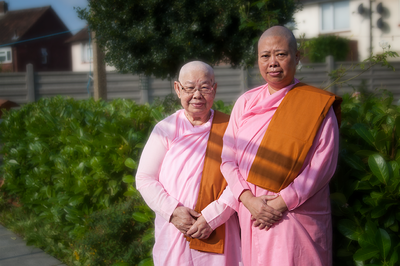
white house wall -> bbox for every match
[293,0,400,61]
[71,42,116,72]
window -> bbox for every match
[321,1,350,32]
[82,42,93,63]
[0,47,12,63]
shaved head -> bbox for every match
[258,26,297,52]
[178,61,215,82]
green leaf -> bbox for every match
[337,219,361,240]
[8,159,19,165]
[69,196,83,207]
[124,158,137,169]
[122,175,135,183]
[395,116,400,139]
[138,258,153,266]
[389,250,398,266]
[376,228,391,259]
[371,207,386,218]
[151,109,164,122]
[368,154,390,185]
[112,263,130,266]
[353,247,379,261]
[93,187,103,197]
[353,123,375,147]
[341,153,365,171]
[132,212,150,223]
[142,229,155,243]
[123,190,135,197]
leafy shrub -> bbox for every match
[76,197,154,266]
[0,96,156,237]
[331,90,400,265]
[306,35,350,63]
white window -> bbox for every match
[321,1,350,32]
[0,47,12,63]
[82,42,93,63]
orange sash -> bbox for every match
[186,110,230,254]
[247,83,342,192]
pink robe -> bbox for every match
[136,109,242,266]
[220,80,339,266]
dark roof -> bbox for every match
[0,6,51,45]
[66,26,90,43]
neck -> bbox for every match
[185,110,211,126]
[268,79,295,94]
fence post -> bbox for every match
[26,63,35,102]
[240,66,248,93]
[140,75,149,104]
[326,55,336,94]
[92,31,107,101]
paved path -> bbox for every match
[0,224,65,266]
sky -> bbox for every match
[6,0,89,34]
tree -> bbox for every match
[77,0,299,79]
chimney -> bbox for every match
[0,1,8,16]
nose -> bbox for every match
[192,89,203,98]
[268,55,279,68]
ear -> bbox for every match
[213,83,218,94]
[295,50,301,65]
[174,81,182,99]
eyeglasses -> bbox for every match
[177,81,215,95]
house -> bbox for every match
[292,0,400,61]
[66,26,116,72]
[0,1,72,72]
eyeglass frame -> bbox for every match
[177,81,216,95]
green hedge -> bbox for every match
[0,96,162,265]
[1,92,400,265]
[331,91,400,265]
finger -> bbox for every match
[253,220,261,227]
[186,225,198,236]
[189,209,201,218]
[260,194,279,201]
[258,223,267,230]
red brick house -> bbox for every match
[0,1,72,72]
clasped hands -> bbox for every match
[240,190,287,230]
[170,206,213,239]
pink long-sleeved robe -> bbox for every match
[220,80,339,266]
[136,109,242,266]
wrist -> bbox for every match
[239,190,254,205]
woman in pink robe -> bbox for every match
[220,26,339,266]
[136,61,241,266]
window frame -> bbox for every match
[81,42,93,63]
[320,1,350,33]
[0,47,12,64]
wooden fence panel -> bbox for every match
[0,60,399,105]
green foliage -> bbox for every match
[76,0,299,79]
[213,100,234,114]
[0,97,154,238]
[304,35,350,63]
[76,198,154,266]
[331,90,400,265]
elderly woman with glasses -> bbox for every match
[136,61,242,266]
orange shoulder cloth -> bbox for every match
[247,83,342,192]
[186,110,230,254]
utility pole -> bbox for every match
[92,31,107,101]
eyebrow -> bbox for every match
[260,49,288,53]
